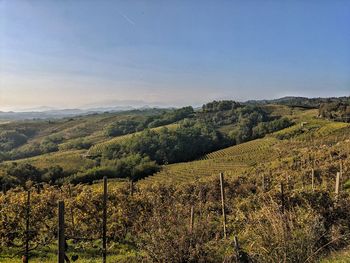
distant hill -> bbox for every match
[3,96,349,121]
[0,106,148,121]
[245,96,350,108]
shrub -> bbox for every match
[0,130,28,152]
[60,138,92,150]
[105,119,141,137]
[70,154,159,184]
[4,163,42,186]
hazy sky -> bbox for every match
[1,0,349,110]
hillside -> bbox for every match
[0,101,297,187]
[1,98,350,262]
[138,107,348,185]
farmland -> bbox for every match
[0,98,350,262]
[2,0,350,261]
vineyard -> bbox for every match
[1,0,349,259]
[203,137,278,160]
[1,105,350,262]
[142,117,350,186]
[142,138,278,185]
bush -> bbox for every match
[10,142,42,159]
[147,106,194,128]
[69,166,119,184]
[40,135,63,153]
[60,138,92,150]
[0,130,28,152]
[42,165,67,184]
[0,163,68,189]
[70,154,159,184]
[252,117,293,138]
[4,163,42,186]
[202,100,240,112]
[105,119,141,137]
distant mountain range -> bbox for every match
[1,96,348,121]
[0,99,183,121]
[0,106,142,121]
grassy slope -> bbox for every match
[3,106,348,182]
[1,123,180,175]
[0,110,172,172]
[0,104,310,172]
[3,150,95,173]
[1,107,350,262]
[1,109,166,159]
[138,108,349,186]
[12,112,147,152]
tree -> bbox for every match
[42,166,65,184]
[0,130,28,152]
[5,163,42,186]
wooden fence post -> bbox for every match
[102,176,108,263]
[58,201,65,263]
[190,205,194,234]
[335,172,340,200]
[24,190,30,263]
[340,162,343,191]
[219,173,227,238]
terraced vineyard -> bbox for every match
[272,117,349,141]
[204,137,278,160]
[143,137,279,185]
[143,159,249,184]
[141,115,350,186]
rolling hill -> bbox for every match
[0,98,350,262]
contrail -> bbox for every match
[118,11,135,25]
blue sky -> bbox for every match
[0,0,349,110]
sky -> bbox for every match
[0,0,349,111]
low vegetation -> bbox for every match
[0,97,349,262]
[319,101,350,122]
[0,101,294,186]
